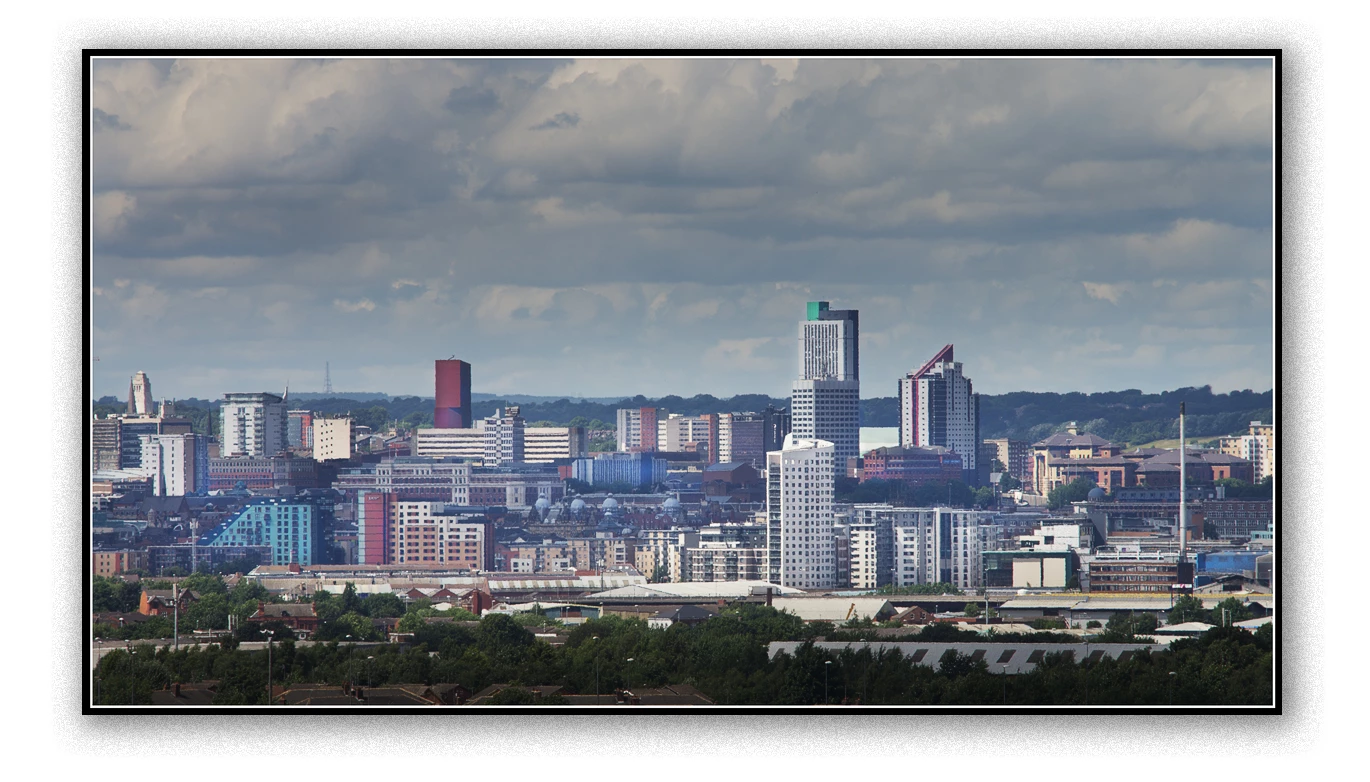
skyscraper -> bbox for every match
[765,434,837,589]
[898,344,981,485]
[434,359,472,429]
[127,371,154,416]
[790,302,860,478]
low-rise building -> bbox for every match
[93,548,147,577]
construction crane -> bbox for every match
[844,602,856,622]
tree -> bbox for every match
[1169,595,1206,625]
[1047,477,1097,509]
[973,486,996,508]
[998,472,1022,491]
[361,592,405,618]
[963,602,982,618]
[1208,597,1253,627]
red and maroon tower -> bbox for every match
[434,359,472,428]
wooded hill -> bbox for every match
[95,384,1272,448]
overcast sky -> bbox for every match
[91,56,1274,402]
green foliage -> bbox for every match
[1208,597,1254,627]
[1095,611,1159,642]
[1169,595,1207,625]
[875,582,963,596]
[91,604,1272,707]
[973,486,996,508]
[1048,477,1097,510]
[361,592,406,619]
[179,572,228,595]
[1215,477,1274,500]
[963,602,982,618]
[1086,620,1103,629]
[998,472,1022,490]
[93,576,142,613]
[1029,618,1067,630]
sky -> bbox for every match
[90,56,1275,402]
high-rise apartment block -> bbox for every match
[197,496,324,566]
[982,437,1030,482]
[1219,421,1275,483]
[791,302,860,479]
[312,417,353,461]
[357,493,493,568]
[765,435,837,589]
[220,392,288,458]
[434,359,473,428]
[137,432,201,496]
[288,409,314,450]
[482,406,526,466]
[898,345,980,484]
[616,407,662,452]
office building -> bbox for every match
[860,445,964,486]
[220,392,288,457]
[765,435,837,589]
[1030,424,1122,495]
[197,497,324,566]
[312,417,353,461]
[434,359,473,429]
[92,417,122,472]
[791,302,860,480]
[718,412,765,468]
[334,456,472,504]
[898,344,980,484]
[658,414,713,454]
[483,407,526,466]
[127,371,154,416]
[572,452,668,489]
[415,423,586,464]
[362,496,493,568]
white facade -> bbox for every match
[658,414,711,452]
[799,316,858,381]
[765,435,837,589]
[138,433,197,496]
[414,425,486,460]
[790,379,860,478]
[891,507,1001,591]
[616,408,645,451]
[483,408,526,466]
[220,393,288,457]
[312,417,353,461]
[638,528,700,582]
[524,427,588,463]
[1220,421,1274,483]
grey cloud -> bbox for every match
[90,57,1274,400]
[529,111,580,131]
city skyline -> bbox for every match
[91,56,1275,402]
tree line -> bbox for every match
[93,599,1271,706]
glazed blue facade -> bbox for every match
[198,497,322,566]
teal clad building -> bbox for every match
[197,497,322,566]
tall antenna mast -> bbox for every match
[324,362,333,395]
[1177,402,1192,593]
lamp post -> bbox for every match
[625,657,634,694]
[824,660,832,705]
[1083,640,1090,705]
[126,643,135,705]
[1002,664,1009,705]
[367,655,375,688]
[1169,671,1177,705]
[591,636,600,706]
[262,629,275,705]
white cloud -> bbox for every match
[333,298,376,313]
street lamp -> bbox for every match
[590,636,600,706]
[824,660,832,705]
[1083,640,1090,705]
[625,657,635,693]
[262,630,275,705]
[1002,664,1009,705]
[126,643,135,706]
[367,655,375,688]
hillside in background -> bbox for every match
[95,385,1271,448]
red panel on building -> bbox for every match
[360,491,392,565]
[434,359,472,429]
